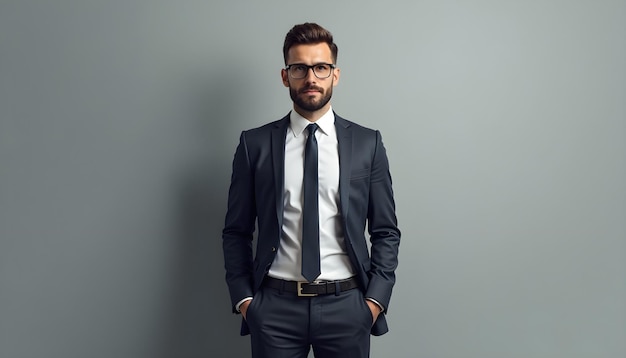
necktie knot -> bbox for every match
[307,123,318,137]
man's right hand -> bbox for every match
[240,299,252,320]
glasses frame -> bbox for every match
[285,63,336,79]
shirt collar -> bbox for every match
[289,107,335,138]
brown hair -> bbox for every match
[283,23,338,65]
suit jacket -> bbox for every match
[222,112,400,336]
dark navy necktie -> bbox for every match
[301,123,320,282]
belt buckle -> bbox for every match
[297,281,317,297]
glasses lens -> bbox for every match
[290,65,307,79]
[313,64,331,78]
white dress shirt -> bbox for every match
[268,107,355,281]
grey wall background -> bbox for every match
[1,1,624,357]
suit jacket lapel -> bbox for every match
[335,114,352,220]
[272,114,290,229]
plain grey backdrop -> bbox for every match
[1,1,624,357]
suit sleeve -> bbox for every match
[365,130,401,312]
[222,131,256,313]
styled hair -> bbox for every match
[283,23,338,65]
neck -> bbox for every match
[293,104,331,122]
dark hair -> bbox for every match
[283,23,338,65]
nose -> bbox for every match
[303,67,317,83]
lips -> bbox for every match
[300,86,323,95]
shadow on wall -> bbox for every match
[157,62,251,358]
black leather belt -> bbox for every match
[263,276,359,297]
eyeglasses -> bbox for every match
[285,63,336,79]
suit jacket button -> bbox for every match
[271,247,276,252]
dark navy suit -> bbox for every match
[222,113,400,338]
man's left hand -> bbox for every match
[365,300,382,325]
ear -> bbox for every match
[281,68,290,87]
[332,66,340,87]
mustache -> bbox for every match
[299,86,323,94]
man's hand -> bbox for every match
[240,299,252,320]
[365,300,382,324]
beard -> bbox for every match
[289,84,333,112]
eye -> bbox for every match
[316,64,329,71]
[293,65,307,72]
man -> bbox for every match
[222,23,400,358]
